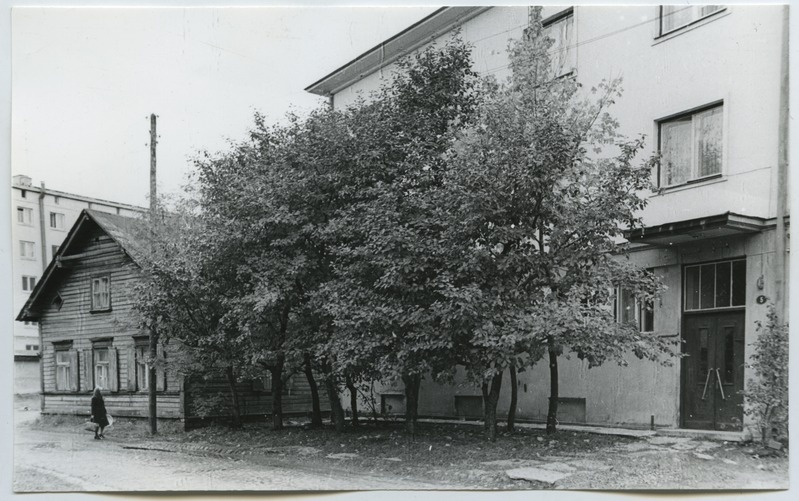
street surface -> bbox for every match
[12,399,443,492]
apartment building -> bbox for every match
[11,174,145,393]
[306,6,789,433]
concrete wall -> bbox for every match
[331,6,783,227]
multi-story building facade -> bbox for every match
[306,6,789,434]
[11,174,145,393]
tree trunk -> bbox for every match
[546,337,559,434]
[303,353,323,429]
[345,373,360,427]
[270,355,284,431]
[507,365,518,432]
[224,365,242,428]
[401,374,421,437]
[482,371,503,442]
[324,375,346,433]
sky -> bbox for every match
[10,5,440,207]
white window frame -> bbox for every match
[659,5,725,36]
[20,241,35,260]
[134,343,149,392]
[94,347,110,390]
[49,211,66,230]
[22,275,37,292]
[17,207,33,225]
[91,276,111,311]
[658,103,724,188]
[55,350,71,391]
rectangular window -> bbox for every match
[542,8,575,77]
[684,259,746,311]
[640,299,655,333]
[135,344,149,391]
[659,105,724,187]
[26,344,40,351]
[20,241,35,260]
[56,350,71,391]
[49,212,65,230]
[660,5,724,35]
[94,347,110,390]
[613,287,654,333]
[54,344,76,392]
[17,207,33,225]
[91,276,111,311]
[659,104,723,187]
[54,196,61,204]
[22,275,37,292]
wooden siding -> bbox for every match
[42,392,183,419]
[185,374,330,419]
[38,222,327,422]
[39,226,179,417]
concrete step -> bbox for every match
[654,428,743,442]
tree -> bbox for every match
[319,35,480,435]
[745,305,789,443]
[438,7,676,440]
[134,198,251,428]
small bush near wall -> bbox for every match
[745,306,789,444]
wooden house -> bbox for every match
[17,209,328,426]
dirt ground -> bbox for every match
[15,394,788,492]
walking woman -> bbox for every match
[91,387,109,440]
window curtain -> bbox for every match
[661,117,692,186]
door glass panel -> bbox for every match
[700,264,716,309]
[685,266,700,310]
[723,326,734,384]
[715,261,731,307]
[731,260,746,306]
[699,328,709,378]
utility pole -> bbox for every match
[148,113,159,435]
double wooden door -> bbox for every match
[682,312,745,431]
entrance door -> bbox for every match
[682,312,745,430]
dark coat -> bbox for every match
[91,395,109,427]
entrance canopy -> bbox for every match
[625,212,767,246]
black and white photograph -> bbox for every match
[2,1,793,496]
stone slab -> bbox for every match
[506,467,572,484]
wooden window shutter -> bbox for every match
[108,348,119,392]
[156,344,166,392]
[83,349,94,392]
[126,347,137,391]
[69,350,79,392]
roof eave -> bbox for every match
[305,6,491,97]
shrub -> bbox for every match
[745,305,789,443]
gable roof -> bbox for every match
[16,209,151,321]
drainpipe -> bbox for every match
[38,182,47,273]
[774,4,789,323]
